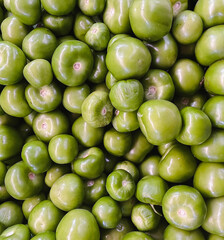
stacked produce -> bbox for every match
[0,0,224,239]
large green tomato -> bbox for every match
[0,224,30,240]
[56,209,100,240]
[0,41,26,85]
[31,231,56,240]
[41,0,76,15]
[129,0,173,42]
[137,99,182,145]
[78,0,105,16]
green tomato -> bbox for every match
[22,28,58,61]
[0,223,5,235]
[139,155,160,177]
[202,196,224,236]
[163,224,205,240]
[157,140,179,156]
[24,111,37,127]
[33,110,69,142]
[0,41,26,85]
[0,162,6,185]
[0,125,23,161]
[109,80,144,112]
[81,91,113,128]
[72,147,105,179]
[72,116,104,147]
[28,200,64,235]
[120,197,137,217]
[208,235,224,240]
[56,209,100,240]
[92,196,122,229]
[52,40,94,87]
[5,161,44,200]
[78,0,105,16]
[50,173,84,211]
[170,0,188,17]
[106,169,136,201]
[3,0,10,11]
[177,106,212,145]
[162,185,207,231]
[0,224,30,240]
[106,36,151,80]
[30,231,56,240]
[105,71,119,89]
[48,134,78,164]
[103,128,132,156]
[0,201,23,228]
[22,193,46,219]
[123,231,154,240]
[41,0,76,15]
[137,99,182,145]
[10,0,41,25]
[129,0,173,42]
[131,203,161,231]
[191,129,224,162]
[107,34,130,50]
[146,33,178,70]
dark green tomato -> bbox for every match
[72,116,104,147]
[23,59,53,88]
[42,12,73,36]
[22,28,58,60]
[131,203,161,231]
[136,175,168,205]
[137,99,182,145]
[21,140,52,173]
[85,22,110,51]
[0,41,26,85]
[178,42,196,59]
[159,144,197,183]
[0,114,20,127]
[208,235,224,240]
[177,107,212,145]
[146,33,178,70]
[10,0,41,25]
[103,0,133,34]
[24,111,37,127]
[33,110,69,142]
[48,134,78,164]
[129,0,173,42]
[202,197,224,236]
[105,72,119,89]
[0,201,23,228]
[204,60,224,95]
[170,59,204,96]
[25,82,62,113]
[41,0,76,15]
[193,162,224,198]
[195,25,224,66]
[56,209,100,240]
[1,16,30,47]
[30,231,56,240]
[101,218,135,240]
[0,125,23,161]
[194,0,224,28]
[73,12,94,42]
[84,174,107,205]
[106,37,151,80]
[63,84,90,114]
[82,91,113,128]
[106,169,136,201]
[18,122,33,140]
[0,224,30,240]
[112,110,139,133]
[0,6,3,24]
[92,196,122,229]
[28,200,64,235]
[22,193,46,219]
[5,161,44,200]
[163,224,205,240]
[120,197,137,217]
[104,152,119,174]
[78,0,105,16]
[0,162,6,185]
[45,164,71,187]
[109,80,144,112]
[172,10,203,45]
[88,51,107,84]
[72,147,105,179]
[170,0,188,17]
[142,69,175,101]
[0,82,32,118]
[139,155,160,177]
[123,231,154,240]
[124,131,154,164]
[114,161,139,183]
[103,128,132,156]
[203,96,224,129]
[191,129,224,162]
[50,173,84,211]
[162,185,207,231]
[52,40,94,86]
